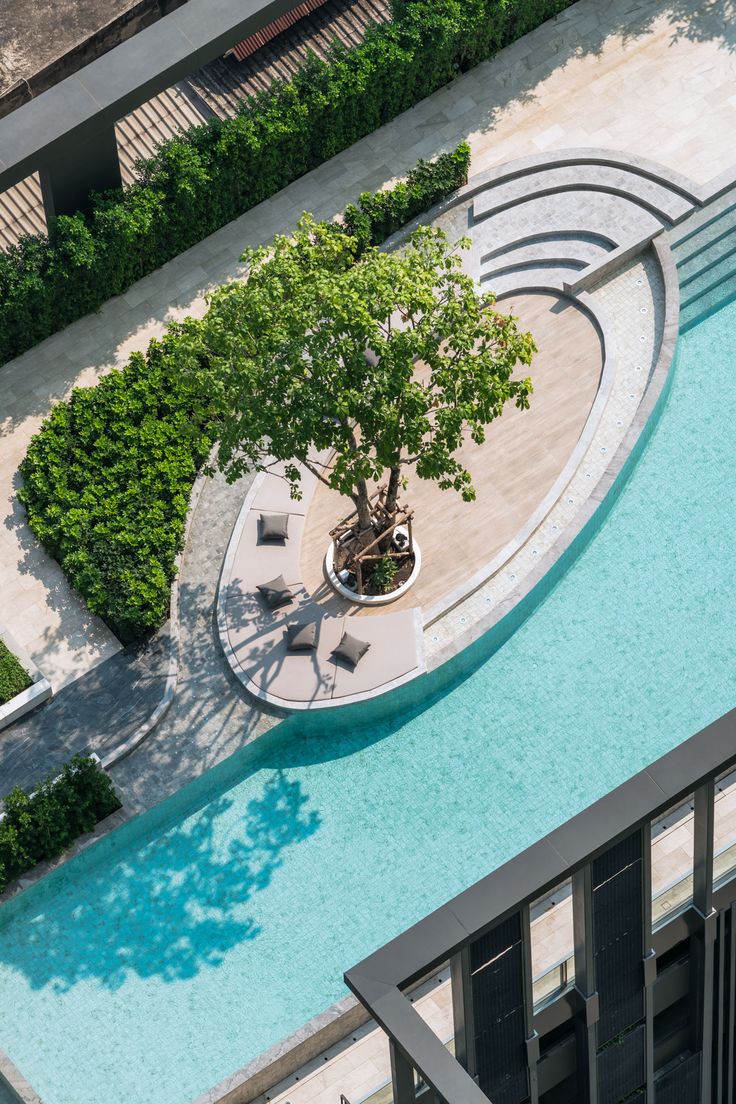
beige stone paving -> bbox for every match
[1,0,736,685]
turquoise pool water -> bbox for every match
[2,301,736,1104]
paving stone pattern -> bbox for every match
[0,629,171,798]
[107,468,277,814]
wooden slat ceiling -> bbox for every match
[0,0,391,252]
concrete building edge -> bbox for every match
[0,1046,44,1104]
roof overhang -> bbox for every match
[0,0,307,192]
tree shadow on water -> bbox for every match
[0,770,320,993]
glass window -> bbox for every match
[651,797,694,929]
[530,878,575,1009]
[713,767,736,890]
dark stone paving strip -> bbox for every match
[0,469,266,807]
[108,467,272,814]
[0,631,171,797]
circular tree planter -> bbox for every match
[324,537,422,606]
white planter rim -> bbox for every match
[324,539,422,606]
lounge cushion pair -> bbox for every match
[286,623,370,667]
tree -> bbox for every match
[202,214,535,548]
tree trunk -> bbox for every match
[379,464,402,553]
[353,478,374,535]
[385,464,401,518]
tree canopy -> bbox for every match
[201,215,535,533]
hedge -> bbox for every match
[0,755,121,893]
[343,142,470,250]
[0,0,575,367]
[19,320,219,644]
[18,149,467,644]
[0,641,32,706]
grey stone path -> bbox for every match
[0,629,171,796]
[0,469,271,805]
[108,468,278,814]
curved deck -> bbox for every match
[217,149,685,712]
[217,462,425,710]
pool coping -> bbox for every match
[424,231,680,676]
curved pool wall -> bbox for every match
[2,300,736,1103]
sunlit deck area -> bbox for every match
[300,292,603,618]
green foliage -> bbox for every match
[205,216,535,527]
[0,755,121,893]
[19,320,218,643]
[0,0,575,367]
[18,158,456,643]
[0,641,32,706]
[343,142,470,251]
[371,555,398,594]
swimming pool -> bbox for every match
[1,299,735,1104]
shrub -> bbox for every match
[343,142,470,250]
[0,755,121,893]
[19,320,219,643]
[371,555,399,594]
[0,641,32,705]
[0,0,575,367]
[18,152,468,643]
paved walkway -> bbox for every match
[0,631,171,797]
[0,466,267,807]
[107,469,274,815]
[1,0,735,689]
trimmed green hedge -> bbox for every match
[19,150,466,644]
[0,755,121,893]
[19,321,219,644]
[0,641,32,706]
[343,142,470,250]
[0,0,575,367]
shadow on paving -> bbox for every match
[0,630,171,798]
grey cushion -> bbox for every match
[257,574,295,609]
[286,621,317,651]
[260,513,289,541]
[331,630,370,667]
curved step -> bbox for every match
[481,263,581,296]
[480,230,614,264]
[481,239,608,280]
[472,192,662,262]
[473,164,693,225]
